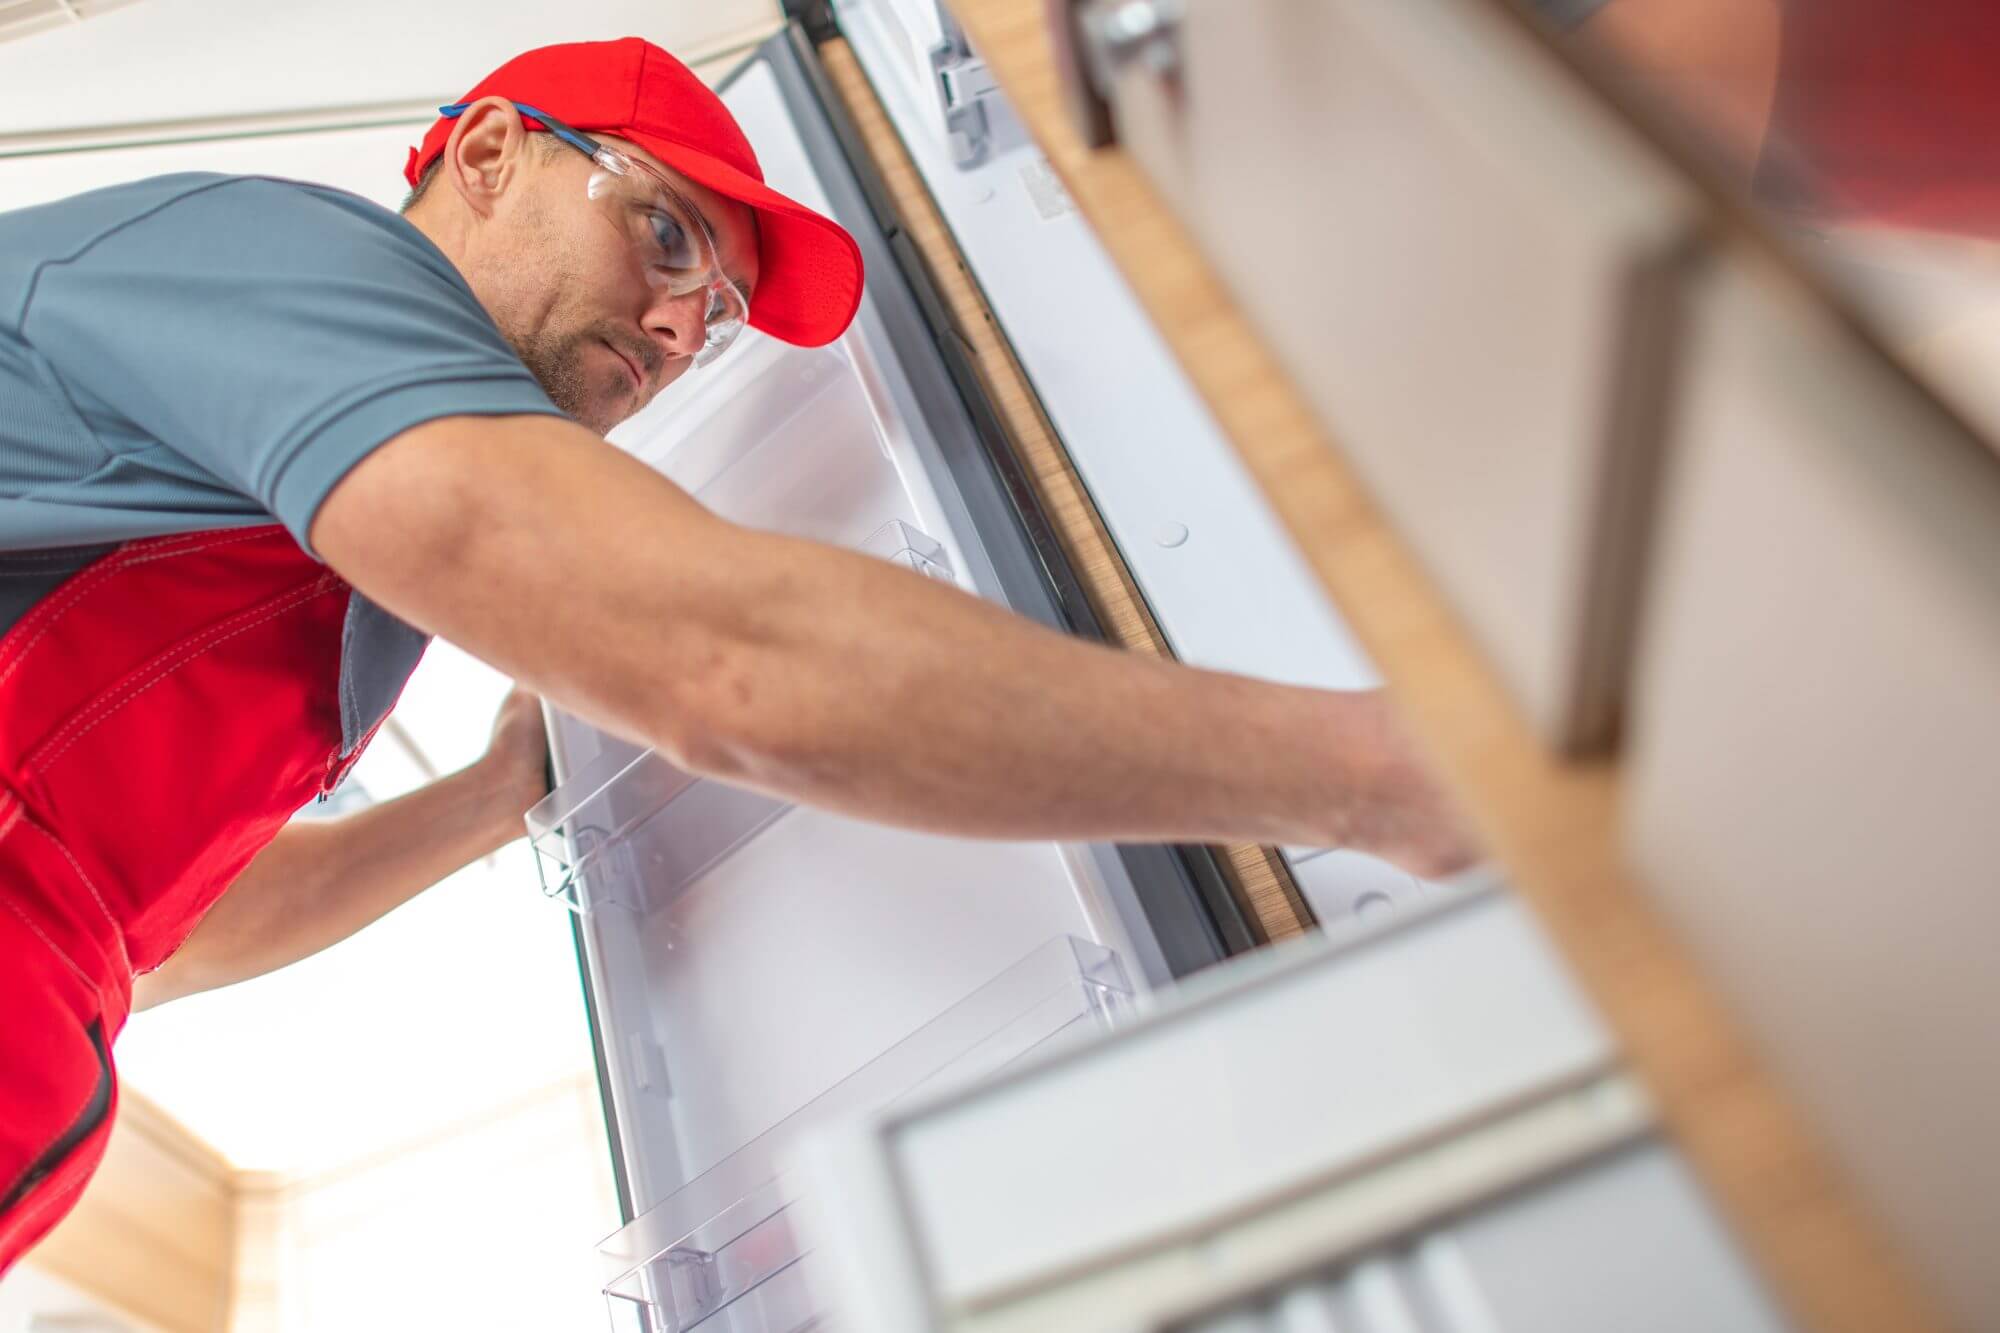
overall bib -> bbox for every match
[0,525,422,1270]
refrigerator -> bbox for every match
[529,13,1787,1331]
[530,20,1259,1327]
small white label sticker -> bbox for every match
[1020,156,1078,222]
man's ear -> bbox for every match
[439,97,529,219]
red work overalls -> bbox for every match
[0,525,419,1271]
[1762,2,2000,235]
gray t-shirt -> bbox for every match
[0,172,563,559]
[1529,0,1615,29]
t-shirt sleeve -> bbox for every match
[1526,0,1617,29]
[18,176,565,553]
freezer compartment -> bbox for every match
[598,934,1133,1332]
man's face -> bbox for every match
[481,132,761,434]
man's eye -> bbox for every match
[647,210,697,268]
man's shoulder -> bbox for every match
[9,171,344,231]
[6,172,438,272]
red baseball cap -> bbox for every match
[407,37,863,348]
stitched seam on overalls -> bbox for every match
[17,818,130,981]
[30,575,341,775]
[0,529,274,674]
[0,798,96,996]
[30,575,338,771]
[0,530,280,690]
[22,570,334,769]
[121,529,275,565]
[0,531,267,662]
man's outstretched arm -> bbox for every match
[313,414,1478,875]
[131,690,548,1011]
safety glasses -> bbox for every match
[437,100,751,369]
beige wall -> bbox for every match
[27,1087,235,1333]
[18,1074,618,1333]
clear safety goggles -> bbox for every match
[438,100,751,369]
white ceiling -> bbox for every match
[2,0,786,1174]
[0,0,780,136]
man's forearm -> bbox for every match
[597,526,1423,851]
[316,416,1476,875]
[133,758,533,1010]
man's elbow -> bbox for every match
[642,634,831,794]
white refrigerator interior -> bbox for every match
[532,45,1180,1330]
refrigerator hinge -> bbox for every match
[782,0,839,43]
[930,7,1001,167]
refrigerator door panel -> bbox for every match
[542,30,1209,1239]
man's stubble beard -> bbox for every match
[510,323,604,432]
[497,206,623,435]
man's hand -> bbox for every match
[1330,693,1483,880]
[477,686,551,817]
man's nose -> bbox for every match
[642,285,712,364]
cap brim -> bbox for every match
[624,131,864,348]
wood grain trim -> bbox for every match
[816,37,1312,943]
[941,2,1950,1331]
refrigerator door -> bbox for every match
[533,27,1236,1274]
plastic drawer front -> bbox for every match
[798,890,1788,1331]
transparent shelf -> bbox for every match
[526,747,791,915]
[862,519,955,582]
[597,934,1134,1332]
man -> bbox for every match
[0,38,1474,1271]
